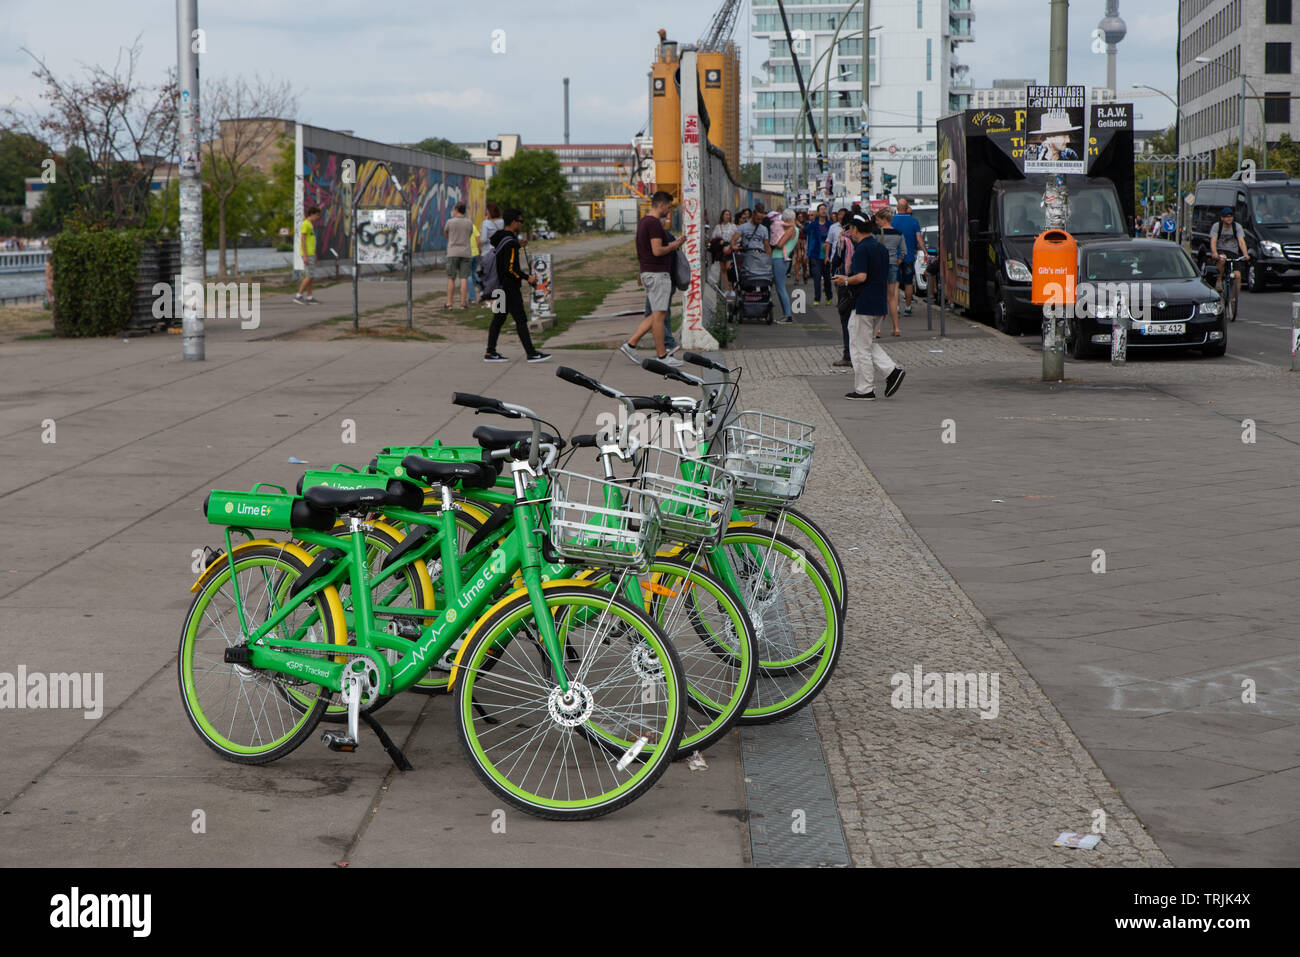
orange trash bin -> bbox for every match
[1031,229,1077,306]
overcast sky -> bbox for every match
[0,0,1180,149]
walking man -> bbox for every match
[294,205,322,305]
[621,190,684,366]
[806,203,833,305]
[892,197,924,316]
[444,202,474,310]
[833,213,905,401]
[484,208,550,363]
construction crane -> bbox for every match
[698,0,743,50]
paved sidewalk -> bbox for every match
[0,335,748,867]
[782,314,1299,866]
[738,350,1169,866]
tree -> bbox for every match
[575,181,610,202]
[2,40,176,228]
[738,162,762,189]
[486,149,576,233]
[201,76,297,276]
[413,137,471,160]
[0,130,47,207]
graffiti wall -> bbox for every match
[296,124,484,265]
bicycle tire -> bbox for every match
[586,558,758,755]
[710,530,843,724]
[178,545,343,764]
[455,585,686,820]
[734,505,847,619]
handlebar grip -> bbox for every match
[682,352,730,374]
[556,366,599,391]
[641,358,697,385]
[631,395,674,413]
[453,392,503,411]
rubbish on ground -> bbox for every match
[928,349,944,353]
[687,751,708,771]
[1053,832,1101,850]
[991,499,1005,503]
[288,456,309,464]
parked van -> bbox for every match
[1188,170,1300,292]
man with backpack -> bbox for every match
[1209,206,1250,298]
[482,208,550,363]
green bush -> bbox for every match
[50,228,141,337]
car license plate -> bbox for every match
[1142,323,1185,335]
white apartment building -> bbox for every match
[1180,0,1300,160]
[750,0,974,196]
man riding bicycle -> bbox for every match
[1209,206,1250,297]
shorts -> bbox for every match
[887,264,899,284]
[899,261,916,286]
[642,271,672,312]
[302,254,315,266]
[447,256,471,280]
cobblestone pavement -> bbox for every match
[737,344,1171,867]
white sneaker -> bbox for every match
[656,354,683,366]
[619,342,641,364]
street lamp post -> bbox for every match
[1133,83,1185,242]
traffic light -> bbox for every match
[881,172,896,197]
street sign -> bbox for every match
[869,198,888,213]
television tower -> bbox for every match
[1098,1,1127,94]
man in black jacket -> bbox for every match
[484,208,550,363]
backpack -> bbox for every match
[477,234,503,296]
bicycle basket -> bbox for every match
[636,443,735,546]
[721,411,816,506]
[548,470,661,571]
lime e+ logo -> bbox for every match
[224,502,234,514]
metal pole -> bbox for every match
[1238,73,1246,172]
[1048,0,1068,86]
[860,0,870,206]
[1292,293,1299,372]
[176,0,204,360]
[564,77,570,145]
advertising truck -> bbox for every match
[937,90,1135,334]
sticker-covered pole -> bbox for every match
[176,0,204,360]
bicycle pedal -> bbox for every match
[223,644,253,665]
[321,730,359,753]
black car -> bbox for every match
[1063,239,1227,359]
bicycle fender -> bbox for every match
[445,579,592,690]
[188,539,318,593]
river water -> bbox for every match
[0,246,294,300]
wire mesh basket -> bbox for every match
[636,443,736,546]
[548,469,661,570]
[721,410,816,506]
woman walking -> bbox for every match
[771,209,798,324]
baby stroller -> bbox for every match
[733,237,775,325]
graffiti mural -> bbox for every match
[299,134,483,261]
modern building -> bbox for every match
[749,0,974,195]
[458,136,635,192]
[1179,0,1300,160]
[969,79,1119,110]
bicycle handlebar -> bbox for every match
[682,352,731,374]
[641,358,704,386]
[453,392,519,418]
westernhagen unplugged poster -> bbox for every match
[1023,85,1087,174]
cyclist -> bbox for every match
[1209,206,1249,299]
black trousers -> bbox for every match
[837,288,854,360]
[487,286,537,355]
[810,258,832,300]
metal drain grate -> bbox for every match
[740,710,851,867]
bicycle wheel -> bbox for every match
[710,530,843,724]
[178,544,345,764]
[455,585,686,820]
[734,505,847,618]
[411,506,488,692]
[312,522,435,721]
[587,558,758,755]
